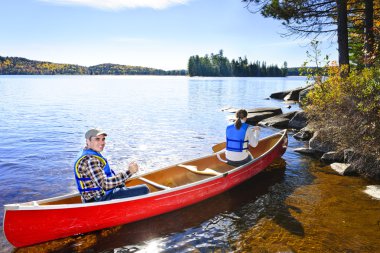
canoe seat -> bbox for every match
[216,152,227,163]
[139,177,171,190]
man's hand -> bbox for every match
[128,161,139,174]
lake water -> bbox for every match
[1,75,379,252]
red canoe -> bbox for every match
[3,130,288,247]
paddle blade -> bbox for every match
[212,142,226,153]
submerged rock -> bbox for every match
[330,163,352,175]
[294,147,319,156]
[246,111,279,125]
[284,87,307,101]
[270,90,292,99]
[363,185,380,200]
[224,107,283,125]
[270,85,312,101]
[258,111,297,128]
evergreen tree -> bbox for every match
[188,50,285,77]
[282,61,288,77]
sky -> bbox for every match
[1,0,338,70]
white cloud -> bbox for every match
[39,0,191,10]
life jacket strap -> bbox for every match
[74,155,104,194]
[226,138,248,151]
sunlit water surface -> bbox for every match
[0,76,379,253]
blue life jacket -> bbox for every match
[226,123,249,152]
[74,149,116,195]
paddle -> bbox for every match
[212,142,226,153]
[138,177,171,190]
[178,164,222,176]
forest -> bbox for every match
[187,50,288,77]
[0,56,186,76]
[0,54,295,77]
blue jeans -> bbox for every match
[95,184,149,202]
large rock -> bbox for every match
[321,151,345,163]
[225,107,283,125]
[270,90,292,99]
[344,151,380,180]
[293,130,313,141]
[343,148,356,163]
[309,131,336,153]
[294,147,320,156]
[284,87,307,101]
[270,86,312,101]
[293,125,314,141]
[246,111,279,125]
[343,165,360,177]
[288,111,308,130]
[258,111,297,128]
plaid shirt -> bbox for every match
[76,155,130,201]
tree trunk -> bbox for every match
[336,0,350,74]
[364,0,374,67]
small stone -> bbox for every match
[294,147,317,155]
[363,185,380,200]
[330,163,351,175]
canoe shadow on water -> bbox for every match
[14,158,306,253]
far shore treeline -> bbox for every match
[0,54,300,76]
[188,50,292,77]
[0,56,187,76]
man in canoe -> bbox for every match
[225,109,260,166]
[74,128,149,203]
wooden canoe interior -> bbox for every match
[39,132,283,206]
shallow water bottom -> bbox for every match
[233,165,380,253]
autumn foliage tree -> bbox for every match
[242,0,380,70]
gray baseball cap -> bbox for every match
[85,128,107,140]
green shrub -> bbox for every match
[305,64,380,161]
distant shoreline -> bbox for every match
[0,55,302,76]
[0,56,187,76]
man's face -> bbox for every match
[86,134,106,152]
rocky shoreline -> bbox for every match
[224,85,380,200]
